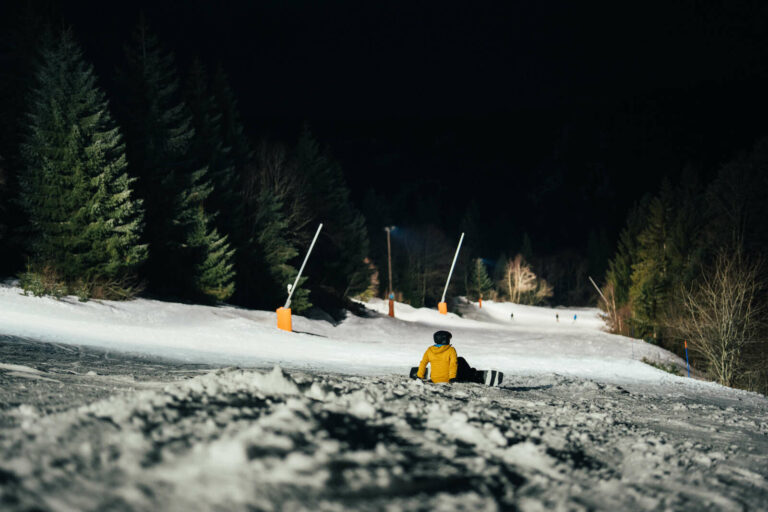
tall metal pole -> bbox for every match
[588,276,609,307]
[385,226,395,317]
[386,227,393,297]
[284,223,323,309]
[441,232,465,303]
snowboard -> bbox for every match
[480,370,504,387]
[409,367,503,387]
[409,366,430,380]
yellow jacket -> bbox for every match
[417,344,457,383]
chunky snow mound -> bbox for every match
[2,283,686,385]
[2,366,766,511]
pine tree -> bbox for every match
[668,166,706,285]
[208,67,290,307]
[0,4,53,275]
[468,258,493,301]
[708,139,768,256]
[18,30,146,296]
[293,128,371,307]
[253,187,310,311]
[238,142,311,312]
[184,60,238,301]
[492,253,509,299]
[188,205,235,301]
[117,21,233,301]
[185,61,239,242]
[606,197,649,307]
[211,66,252,190]
[629,181,675,340]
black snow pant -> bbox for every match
[455,357,484,384]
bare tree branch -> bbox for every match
[672,250,765,387]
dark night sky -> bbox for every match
[18,1,768,256]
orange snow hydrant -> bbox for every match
[276,307,292,332]
[417,330,457,383]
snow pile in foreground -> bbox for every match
[1,366,767,511]
[1,284,688,386]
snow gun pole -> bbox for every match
[285,223,322,309]
[439,232,465,315]
[588,276,609,307]
[589,275,623,333]
[277,223,323,332]
[684,340,690,377]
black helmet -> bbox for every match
[433,330,452,345]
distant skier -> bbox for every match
[414,331,491,384]
[556,313,559,322]
[510,312,514,320]
[573,314,577,322]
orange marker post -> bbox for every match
[276,307,292,332]
[479,297,483,309]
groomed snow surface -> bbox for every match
[0,285,683,383]
[1,283,767,511]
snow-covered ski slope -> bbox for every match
[2,283,689,386]
[3,283,768,511]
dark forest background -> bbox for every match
[0,1,766,393]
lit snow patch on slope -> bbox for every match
[1,283,688,386]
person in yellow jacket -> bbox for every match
[417,330,457,383]
[416,330,485,384]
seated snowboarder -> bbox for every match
[415,330,487,384]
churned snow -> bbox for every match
[2,363,766,511]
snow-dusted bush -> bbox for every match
[499,254,553,305]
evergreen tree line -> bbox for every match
[0,24,371,313]
[361,184,610,309]
[360,189,554,309]
[603,142,768,393]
